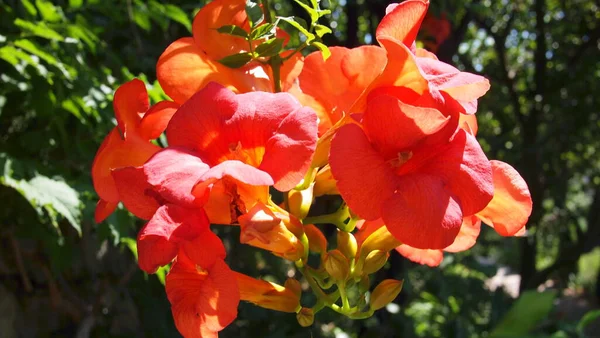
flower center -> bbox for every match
[388,151,413,169]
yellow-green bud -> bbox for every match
[363,250,389,275]
[323,249,349,281]
[370,279,404,311]
[336,230,358,259]
[359,275,370,293]
[285,278,302,299]
[288,184,314,219]
[296,307,314,327]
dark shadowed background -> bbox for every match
[0,0,599,337]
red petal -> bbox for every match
[195,259,239,332]
[376,0,429,47]
[112,166,160,220]
[144,147,210,207]
[91,129,161,203]
[138,100,180,140]
[182,231,227,269]
[382,174,463,249]
[192,160,274,198]
[476,160,532,236]
[113,79,149,137]
[330,124,399,220]
[94,199,117,223]
[363,93,449,157]
[405,129,494,216]
[443,215,481,252]
[137,205,210,273]
[259,106,318,191]
[395,245,443,267]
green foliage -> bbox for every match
[490,291,557,337]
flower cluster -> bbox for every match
[91,0,532,336]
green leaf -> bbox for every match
[35,0,62,22]
[311,41,331,60]
[576,309,600,334]
[155,265,170,285]
[121,237,138,261]
[490,290,557,337]
[68,0,83,9]
[21,0,38,16]
[314,24,332,38]
[14,19,64,41]
[217,25,249,38]
[294,0,318,24]
[14,39,58,66]
[245,0,264,28]
[217,52,253,68]
[0,45,36,66]
[1,157,82,235]
[163,4,192,32]
[255,38,284,57]
[250,23,275,40]
[278,16,315,42]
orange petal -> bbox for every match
[459,114,478,136]
[297,46,387,129]
[476,160,532,236]
[443,215,481,252]
[234,272,301,313]
[192,0,249,61]
[138,100,180,140]
[113,78,149,137]
[376,0,429,47]
[157,38,260,104]
[395,245,443,267]
[91,128,161,203]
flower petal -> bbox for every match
[382,174,463,249]
[476,160,532,236]
[157,38,254,104]
[138,100,180,140]
[405,129,494,216]
[94,199,117,223]
[144,147,211,207]
[91,128,160,203]
[113,78,149,137]
[330,123,399,220]
[376,0,429,47]
[363,93,450,157]
[443,215,481,252]
[395,245,443,267]
[112,166,161,220]
[193,160,274,195]
[137,204,210,273]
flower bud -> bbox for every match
[370,279,404,311]
[239,202,304,261]
[362,250,389,275]
[359,275,370,293]
[337,230,358,259]
[284,278,302,299]
[235,272,301,313]
[296,307,314,327]
[313,165,339,197]
[323,249,349,281]
[304,224,327,254]
[287,183,314,219]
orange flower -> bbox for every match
[238,202,305,261]
[234,272,301,313]
[112,83,318,225]
[166,250,239,338]
[91,79,178,222]
[157,0,303,104]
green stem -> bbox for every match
[338,282,350,311]
[260,0,273,23]
[270,56,282,92]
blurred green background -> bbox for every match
[0,0,599,337]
